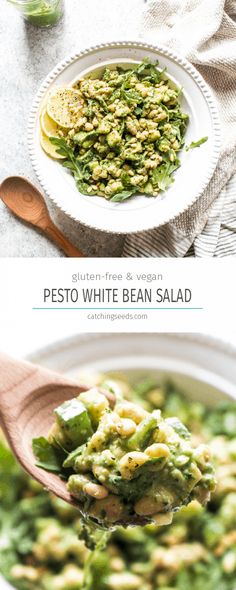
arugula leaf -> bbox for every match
[50,138,87,181]
[94,95,109,113]
[87,98,95,117]
[62,160,77,172]
[166,417,191,440]
[63,443,87,469]
[185,136,208,151]
[135,58,156,75]
[151,160,180,192]
[50,137,92,188]
[32,437,63,473]
[111,189,135,202]
[121,88,142,105]
[77,148,95,164]
[76,180,95,195]
[120,171,133,188]
[110,88,121,102]
[50,136,72,157]
[135,59,163,84]
[134,106,143,116]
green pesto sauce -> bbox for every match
[81,522,110,590]
[9,0,63,27]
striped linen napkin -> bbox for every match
[123,0,236,257]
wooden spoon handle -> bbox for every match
[42,220,85,257]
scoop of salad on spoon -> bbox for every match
[0,352,215,528]
[0,352,216,590]
[33,381,216,528]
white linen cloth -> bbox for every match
[123,0,236,257]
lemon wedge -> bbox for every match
[40,108,59,138]
[46,87,83,128]
[39,129,65,160]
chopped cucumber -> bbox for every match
[127,415,157,450]
[54,398,93,449]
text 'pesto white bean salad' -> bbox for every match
[32,386,215,528]
[39,59,207,203]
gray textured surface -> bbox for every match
[0,0,144,257]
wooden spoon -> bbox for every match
[0,176,85,257]
[0,353,148,526]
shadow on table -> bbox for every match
[49,200,125,258]
[22,7,67,73]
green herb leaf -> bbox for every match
[135,59,162,84]
[121,88,142,104]
[166,417,191,439]
[135,106,143,117]
[77,148,95,164]
[185,136,208,151]
[62,160,76,171]
[110,189,135,202]
[94,96,109,113]
[76,180,95,195]
[120,171,133,188]
[32,437,63,473]
[63,443,87,469]
[50,136,72,157]
[151,160,180,192]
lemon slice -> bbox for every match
[40,108,59,138]
[46,87,83,128]
[39,129,65,160]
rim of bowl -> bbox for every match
[27,333,236,401]
[28,40,221,235]
[28,332,236,366]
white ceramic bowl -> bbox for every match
[2,333,235,590]
[28,42,221,234]
[28,333,236,404]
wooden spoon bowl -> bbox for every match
[0,354,149,527]
[0,353,85,506]
[1,176,48,224]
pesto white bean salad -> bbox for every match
[32,384,215,528]
[1,375,236,590]
[40,60,193,202]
